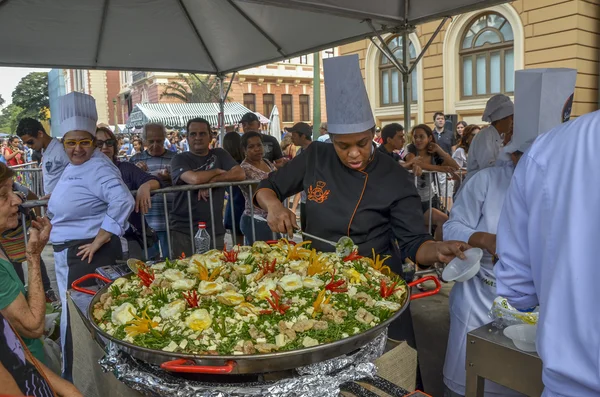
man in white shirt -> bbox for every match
[317,122,331,143]
[16,118,69,196]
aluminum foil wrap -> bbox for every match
[489,297,539,328]
[99,331,387,397]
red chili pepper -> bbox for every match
[222,244,239,263]
[380,280,402,298]
[137,265,155,288]
[179,252,186,259]
[258,258,277,274]
[265,290,290,315]
[182,290,199,308]
[259,309,273,315]
[325,269,348,293]
[343,249,363,262]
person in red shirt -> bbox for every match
[3,137,25,167]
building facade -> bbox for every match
[339,0,600,128]
[118,50,335,129]
[62,69,123,126]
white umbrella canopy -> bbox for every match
[268,105,281,143]
[0,0,509,74]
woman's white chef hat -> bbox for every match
[58,92,98,137]
[482,94,514,123]
[323,54,375,134]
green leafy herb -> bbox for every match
[110,284,122,298]
[238,275,248,292]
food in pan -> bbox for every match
[92,240,407,355]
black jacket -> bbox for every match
[256,142,432,268]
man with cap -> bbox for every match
[444,68,576,397]
[48,92,134,379]
[288,122,313,231]
[317,122,331,143]
[494,71,595,397]
[239,112,285,165]
[464,94,514,184]
[254,56,469,382]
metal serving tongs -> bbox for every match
[295,228,356,258]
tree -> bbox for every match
[160,74,229,103]
[0,94,4,107]
[12,72,49,120]
[0,104,25,134]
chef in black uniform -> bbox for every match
[255,55,468,376]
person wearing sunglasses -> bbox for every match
[47,92,134,380]
[16,118,70,198]
[96,126,161,259]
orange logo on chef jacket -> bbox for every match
[308,181,330,203]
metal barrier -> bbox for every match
[20,180,268,261]
[10,163,45,198]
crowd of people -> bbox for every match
[0,61,594,397]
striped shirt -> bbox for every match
[129,150,176,232]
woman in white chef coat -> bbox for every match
[442,143,528,397]
[48,92,134,380]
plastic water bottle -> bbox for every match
[194,222,211,254]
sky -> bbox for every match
[0,67,50,108]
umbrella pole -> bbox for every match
[402,30,411,131]
[312,51,321,141]
[218,75,225,147]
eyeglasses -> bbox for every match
[63,139,94,149]
[95,139,116,148]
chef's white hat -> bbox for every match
[504,68,577,154]
[323,54,375,134]
[58,92,98,137]
[482,94,514,123]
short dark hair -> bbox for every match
[186,117,211,132]
[381,123,404,144]
[16,118,45,138]
[433,112,445,121]
[241,131,262,150]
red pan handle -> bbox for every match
[71,274,111,295]
[408,276,441,300]
[160,358,236,374]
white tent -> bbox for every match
[0,0,509,130]
[0,0,508,74]
[268,105,281,143]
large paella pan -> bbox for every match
[74,240,440,374]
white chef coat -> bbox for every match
[495,111,600,397]
[443,164,521,396]
[48,150,134,244]
[464,125,502,184]
[41,138,70,195]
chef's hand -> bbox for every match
[25,217,52,257]
[469,232,496,256]
[77,229,112,264]
[417,240,470,265]
[266,205,298,237]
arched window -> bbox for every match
[460,13,514,98]
[379,36,418,106]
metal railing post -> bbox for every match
[208,188,216,250]
[21,213,28,246]
[141,213,148,261]
[249,184,256,244]
[229,186,237,246]
[162,193,172,259]
[187,190,195,254]
[428,173,433,235]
